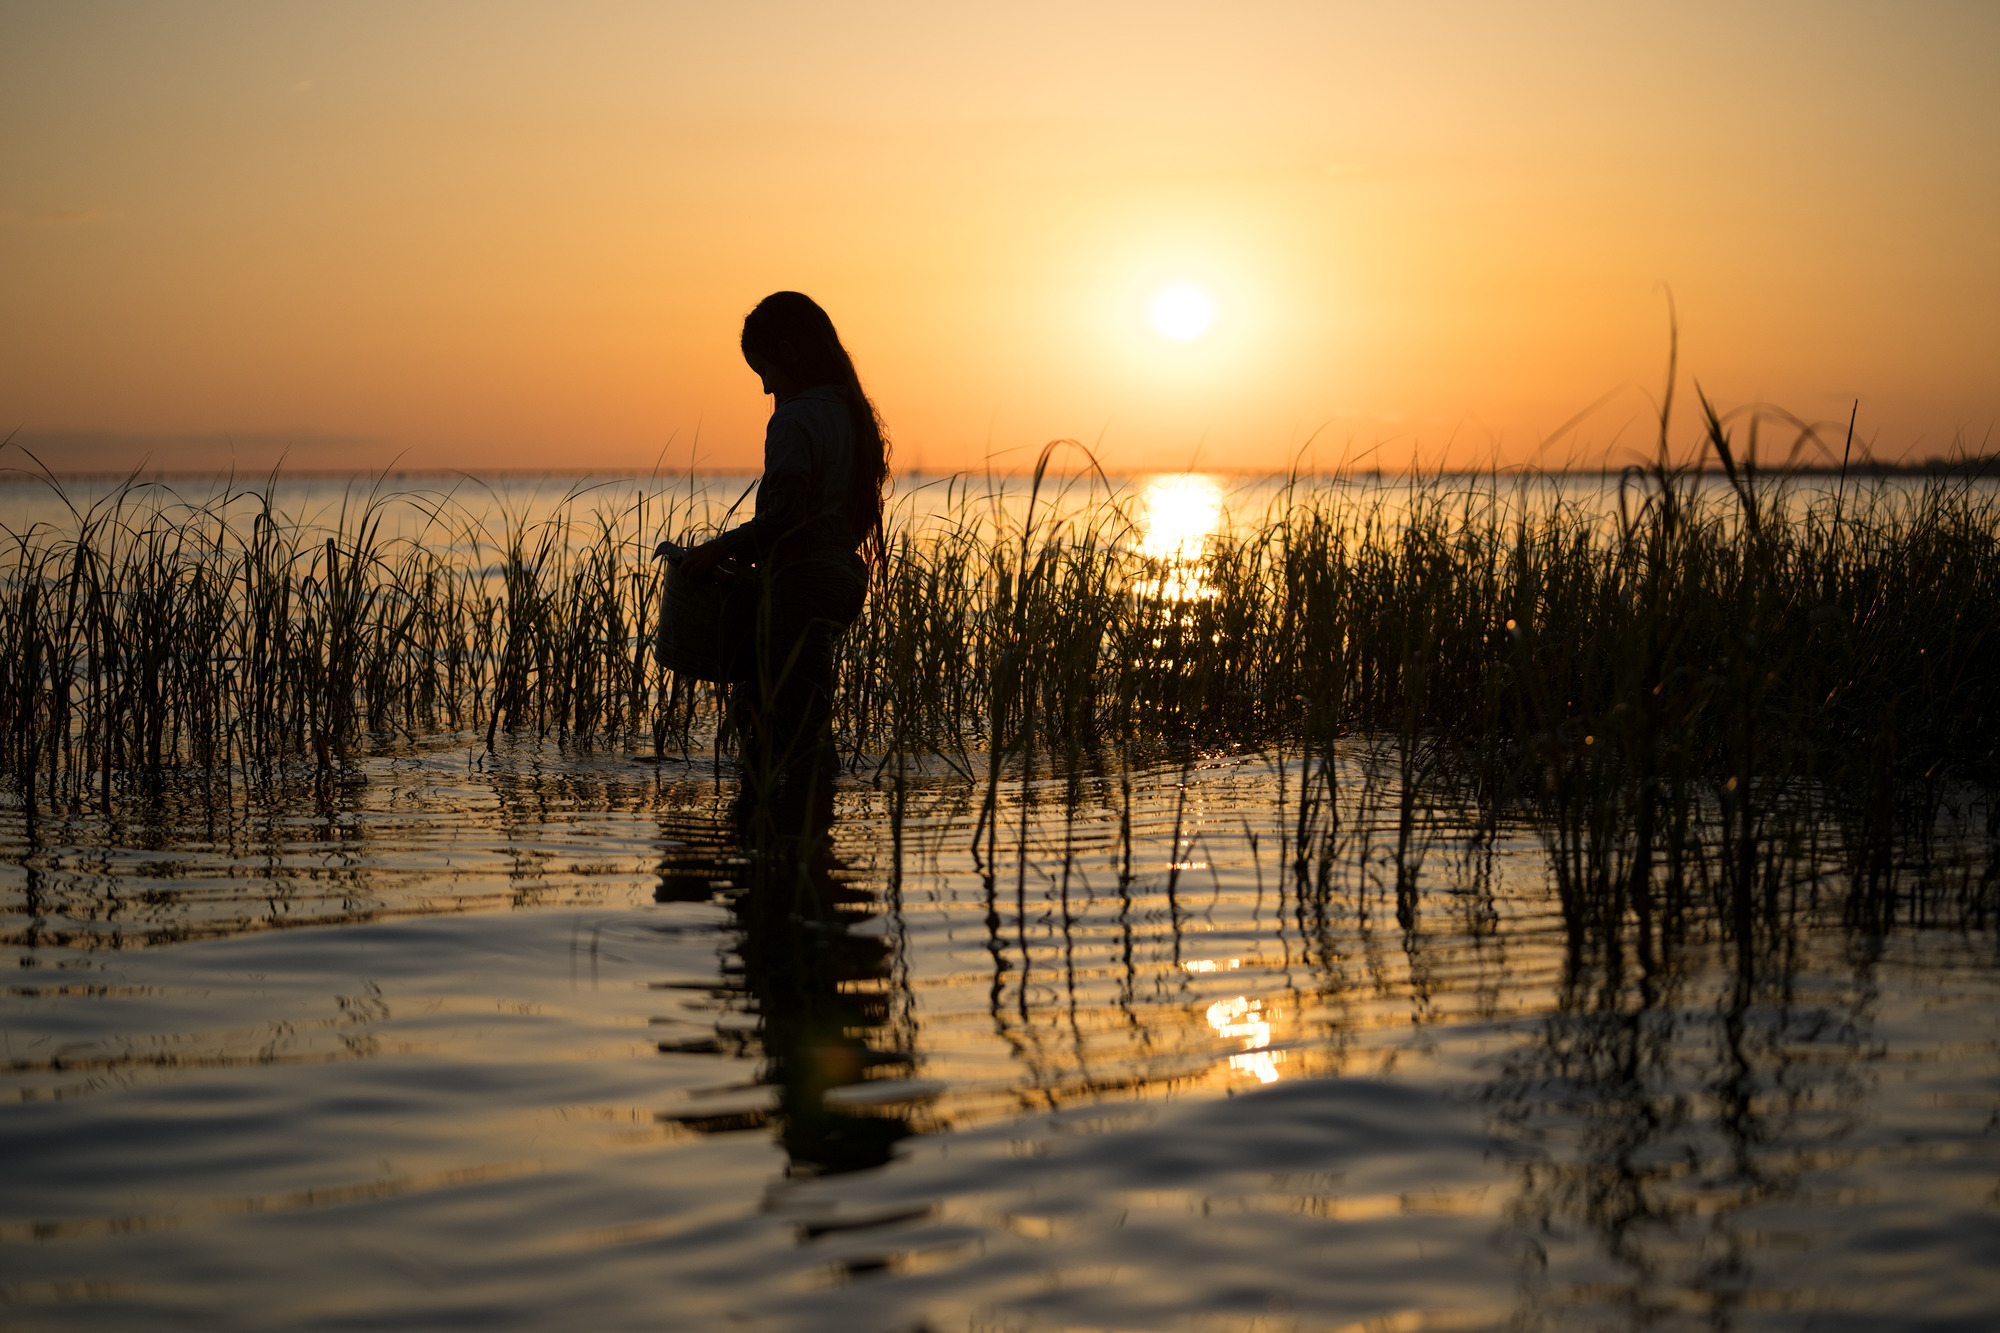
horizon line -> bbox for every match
[9,457,1999,486]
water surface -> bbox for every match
[5,735,1998,1331]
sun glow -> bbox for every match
[1149,284,1215,341]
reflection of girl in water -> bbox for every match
[676,292,890,800]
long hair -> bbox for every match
[740,292,891,571]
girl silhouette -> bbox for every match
[676,292,889,802]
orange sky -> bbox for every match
[4,1,1996,475]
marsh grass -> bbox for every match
[4,411,1997,940]
[0,466,701,823]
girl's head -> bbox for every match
[740,291,848,392]
[741,291,891,568]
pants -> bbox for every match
[725,554,867,791]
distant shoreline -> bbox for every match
[7,458,1998,485]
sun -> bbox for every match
[1149,283,1215,341]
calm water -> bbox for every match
[4,470,1999,1329]
[4,732,1998,1331]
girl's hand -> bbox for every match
[677,539,728,582]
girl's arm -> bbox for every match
[682,404,814,573]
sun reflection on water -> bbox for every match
[1138,474,1223,562]
[1135,473,1224,601]
[1205,992,1285,1084]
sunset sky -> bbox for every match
[4,1,1996,475]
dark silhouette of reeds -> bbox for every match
[4,411,1996,940]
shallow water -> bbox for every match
[4,738,1998,1331]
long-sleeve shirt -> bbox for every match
[712,385,863,572]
